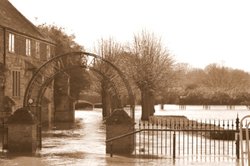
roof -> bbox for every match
[0,0,54,44]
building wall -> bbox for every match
[2,29,55,111]
[0,27,5,114]
[0,27,4,63]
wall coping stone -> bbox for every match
[106,109,133,125]
[8,107,36,124]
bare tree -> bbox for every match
[93,38,125,118]
[127,31,174,120]
[202,64,250,94]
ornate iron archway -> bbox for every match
[23,51,135,120]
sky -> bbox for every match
[9,0,250,72]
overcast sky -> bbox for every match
[9,0,250,72]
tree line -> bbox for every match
[38,24,250,120]
[171,63,250,106]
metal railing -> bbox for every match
[107,116,240,159]
[106,129,142,157]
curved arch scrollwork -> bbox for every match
[23,51,135,119]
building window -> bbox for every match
[35,41,40,58]
[46,45,51,59]
[8,33,15,53]
[12,71,20,97]
[26,39,31,56]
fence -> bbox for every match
[133,116,240,159]
[107,116,241,159]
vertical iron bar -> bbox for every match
[218,120,221,155]
[2,119,8,151]
[227,120,229,155]
[170,120,172,155]
[187,120,189,155]
[110,142,113,157]
[201,119,203,155]
[210,119,211,155]
[165,120,167,155]
[183,119,185,155]
[223,120,225,155]
[178,119,180,155]
[231,119,234,155]
[173,130,176,159]
[152,122,154,156]
[148,122,150,157]
[205,119,207,155]
[143,121,146,156]
[139,120,141,156]
[157,122,158,155]
[214,119,216,155]
[161,121,163,155]
[6,125,8,150]
[39,124,42,150]
[37,106,42,150]
[192,120,194,155]
[236,116,239,159]
[196,119,198,155]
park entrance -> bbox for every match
[5,51,135,152]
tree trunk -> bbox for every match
[149,92,155,116]
[141,89,155,120]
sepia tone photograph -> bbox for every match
[0,0,250,165]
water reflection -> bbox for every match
[39,110,107,166]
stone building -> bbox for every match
[0,0,56,122]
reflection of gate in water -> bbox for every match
[107,116,241,159]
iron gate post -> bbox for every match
[2,118,8,151]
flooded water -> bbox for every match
[155,104,250,121]
[0,105,249,165]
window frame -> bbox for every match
[8,33,15,53]
[25,38,31,56]
[12,70,21,97]
[46,45,51,59]
[35,41,40,58]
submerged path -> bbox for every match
[0,108,243,165]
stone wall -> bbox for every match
[7,108,37,153]
[106,109,135,154]
[8,124,37,152]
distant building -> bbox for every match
[0,0,55,118]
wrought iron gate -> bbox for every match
[107,116,240,159]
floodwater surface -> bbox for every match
[1,105,249,165]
